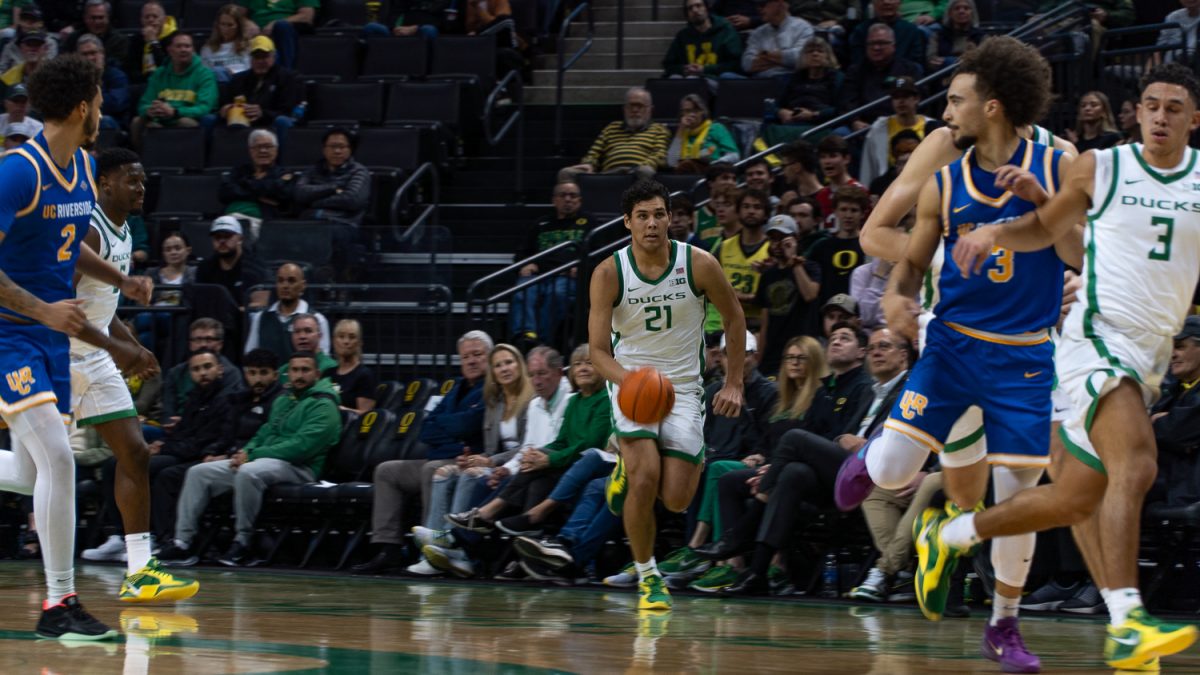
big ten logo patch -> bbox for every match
[5,367,34,396]
[405,380,421,403]
[440,380,455,395]
[358,410,378,434]
[397,411,417,435]
[899,391,928,420]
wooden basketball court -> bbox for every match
[0,561,1196,673]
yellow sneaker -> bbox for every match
[605,454,628,516]
[120,557,200,602]
[912,507,964,622]
[637,573,672,611]
[1105,607,1197,670]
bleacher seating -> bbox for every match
[208,127,253,169]
[295,35,361,82]
[308,82,386,126]
[152,173,225,219]
[142,128,207,172]
[363,38,429,80]
[644,78,711,122]
[258,221,336,268]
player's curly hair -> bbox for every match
[26,54,102,122]
[1139,62,1200,107]
[621,179,672,217]
[955,36,1051,129]
[96,148,141,178]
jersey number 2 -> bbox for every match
[644,305,673,332]
[57,224,75,262]
[1149,216,1174,261]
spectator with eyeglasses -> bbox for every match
[219,128,296,220]
[293,127,371,279]
[159,318,246,426]
[218,35,303,136]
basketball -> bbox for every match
[618,367,675,424]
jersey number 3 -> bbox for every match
[57,224,75,262]
[987,247,1014,283]
[1149,216,1174,261]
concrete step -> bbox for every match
[592,21,680,39]
[525,84,632,105]
[561,36,670,57]
[534,51,662,71]
[591,5,670,22]
[536,68,660,87]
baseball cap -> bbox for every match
[890,76,920,97]
[5,120,35,139]
[1175,315,1200,341]
[6,83,27,101]
[210,215,243,236]
[766,214,798,236]
[720,330,758,354]
[18,30,47,45]
[821,293,860,316]
[249,35,275,53]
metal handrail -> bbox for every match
[484,68,526,196]
[555,1,595,148]
[390,161,440,249]
[465,240,582,330]
[467,240,581,303]
[616,0,624,69]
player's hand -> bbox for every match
[994,166,1049,206]
[952,226,998,278]
[712,382,743,418]
[132,346,160,379]
[1059,270,1082,328]
[120,275,154,305]
[41,299,88,336]
[881,292,921,342]
[108,339,142,375]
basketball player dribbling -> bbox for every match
[589,180,747,611]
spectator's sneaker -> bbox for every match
[1059,582,1104,614]
[217,542,251,567]
[404,558,443,576]
[688,564,738,593]
[982,617,1041,673]
[513,535,574,569]
[638,574,672,611]
[119,558,199,603]
[833,443,875,511]
[82,534,127,562]
[849,566,887,602]
[605,454,628,516]
[1104,607,1197,670]
[444,509,495,533]
[603,562,637,588]
[422,544,476,578]
[35,595,118,641]
[1019,580,1080,612]
[411,526,456,549]
[658,547,710,577]
[495,514,543,537]
[913,507,964,621]
[493,561,527,581]
[887,571,916,603]
[155,543,199,568]
[768,565,795,596]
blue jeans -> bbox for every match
[547,448,613,504]
[508,274,575,341]
[271,20,298,69]
[425,467,492,530]
[558,477,621,566]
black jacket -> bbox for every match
[703,371,779,461]
[293,159,371,226]
[1151,376,1200,505]
[219,163,296,218]
[230,380,285,448]
[160,381,237,462]
[223,64,303,127]
[802,364,874,440]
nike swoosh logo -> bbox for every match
[1110,634,1140,647]
[627,287,641,293]
[1053,406,1069,414]
[953,204,970,213]
[1024,371,1042,378]
[1124,179,1143,185]
[41,183,52,191]
[987,641,1003,656]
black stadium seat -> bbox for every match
[363,37,428,79]
[713,78,782,120]
[577,174,635,219]
[389,378,436,415]
[430,36,496,90]
[295,35,360,81]
[385,81,459,127]
[321,0,369,26]
[279,126,339,168]
[179,0,226,30]
[354,127,422,171]
[644,78,710,122]
[208,126,253,169]
[152,173,224,218]
[308,82,385,125]
[141,128,206,171]
[258,220,335,268]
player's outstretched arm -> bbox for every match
[881,177,942,342]
[862,127,961,261]
[588,257,627,387]
[954,151,1094,275]
[693,248,746,417]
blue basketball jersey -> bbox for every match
[0,132,97,322]
[934,139,1064,335]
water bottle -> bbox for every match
[292,101,307,122]
[763,97,778,123]
[819,553,839,598]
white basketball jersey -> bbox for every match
[70,207,132,356]
[916,238,944,352]
[1031,124,1055,148]
[1084,144,1200,338]
[611,240,706,390]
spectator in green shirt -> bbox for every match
[239,0,319,68]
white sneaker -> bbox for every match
[422,544,475,578]
[602,563,638,588]
[849,566,887,602]
[404,558,443,576]
[411,526,456,549]
[82,534,127,562]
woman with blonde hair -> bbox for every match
[201,4,252,83]
[323,319,377,414]
[1066,90,1122,152]
[764,37,843,145]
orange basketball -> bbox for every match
[618,367,675,424]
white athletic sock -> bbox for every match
[1100,587,1112,610]
[1107,587,1142,626]
[45,568,75,607]
[635,557,659,582]
[941,512,981,549]
[990,592,1020,625]
[126,532,152,574]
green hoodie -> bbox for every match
[137,54,218,121]
[544,390,612,468]
[662,15,744,77]
[245,376,341,476]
